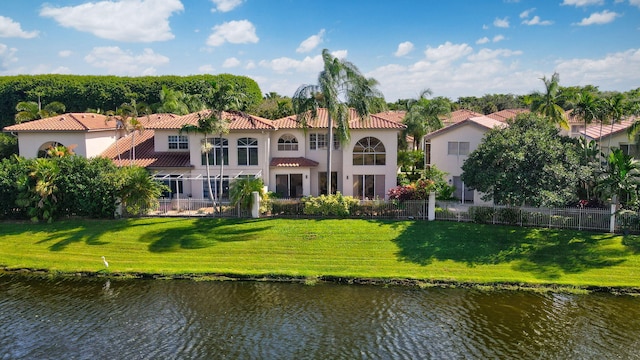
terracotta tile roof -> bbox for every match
[583,118,637,140]
[425,116,507,140]
[270,157,319,167]
[3,113,114,132]
[273,108,406,130]
[373,110,406,123]
[149,110,276,131]
[442,109,484,124]
[486,108,530,122]
[100,130,192,168]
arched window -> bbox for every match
[238,137,258,166]
[277,134,298,151]
[37,141,63,158]
[353,137,385,165]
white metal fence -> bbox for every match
[141,197,640,234]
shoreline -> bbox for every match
[2,267,639,296]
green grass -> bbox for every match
[1,217,640,289]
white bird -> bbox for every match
[101,256,109,268]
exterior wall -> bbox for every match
[598,131,638,157]
[270,129,306,158]
[428,124,492,205]
[16,131,114,159]
[84,131,118,158]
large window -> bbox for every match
[161,175,184,198]
[275,174,303,198]
[202,138,228,165]
[353,175,386,200]
[447,141,470,156]
[168,135,188,150]
[319,172,338,195]
[238,137,258,166]
[277,134,299,151]
[353,137,386,165]
[203,177,229,200]
[310,133,339,150]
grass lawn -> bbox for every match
[1,217,640,289]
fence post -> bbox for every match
[610,202,616,233]
[428,192,436,221]
[251,191,260,218]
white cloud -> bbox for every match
[39,0,183,42]
[0,43,18,68]
[631,0,640,8]
[211,0,243,12]
[222,57,241,68]
[493,35,505,42]
[556,48,640,89]
[84,46,169,75]
[206,20,259,47]
[259,49,347,74]
[199,64,215,73]
[575,10,620,26]
[296,29,325,53]
[424,42,473,62]
[522,16,553,26]
[394,41,414,57]
[58,50,72,58]
[0,16,39,38]
[561,0,604,6]
[476,37,490,44]
[467,48,523,62]
[493,17,510,28]
[245,60,256,69]
[520,8,535,18]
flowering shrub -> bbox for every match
[387,179,435,201]
[302,192,359,217]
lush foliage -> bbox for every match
[402,90,450,150]
[0,155,166,221]
[229,177,267,211]
[388,179,435,201]
[0,133,18,159]
[0,74,262,128]
[462,113,582,206]
[301,192,360,217]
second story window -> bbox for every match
[353,137,386,165]
[448,141,470,156]
[310,133,339,150]
[278,134,299,151]
[238,137,258,166]
[202,137,228,165]
[168,135,188,150]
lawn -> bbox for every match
[1,217,640,289]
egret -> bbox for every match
[101,256,109,268]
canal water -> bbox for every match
[1,276,639,359]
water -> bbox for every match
[1,276,639,359]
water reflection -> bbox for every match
[1,276,639,359]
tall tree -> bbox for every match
[153,86,205,115]
[596,148,640,207]
[529,72,569,130]
[402,89,450,150]
[14,100,66,123]
[600,93,627,156]
[292,49,384,195]
[106,99,151,165]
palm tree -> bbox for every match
[600,93,627,156]
[596,148,640,207]
[402,89,450,151]
[571,90,601,159]
[529,72,569,130]
[153,86,205,115]
[107,100,151,165]
[15,101,66,123]
[292,49,384,195]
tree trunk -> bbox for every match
[204,136,215,207]
[326,114,333,195]
[219,132,224,215]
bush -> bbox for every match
[496,207,520,225]
[470,206,495,224]
[302,192,360,217]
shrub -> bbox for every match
[470,206,495,224]
[302,192,359,217]
[496,207,520,225]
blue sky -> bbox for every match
[0,0,638,101]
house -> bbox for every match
[3,108,406,200]
[582,118,638,157]
[424,115,507,204]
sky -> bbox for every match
[0,0,639,102]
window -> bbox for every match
[319,172,338,195]
[203,177,229,200]
[161,175,183,198]
[278,134,299,151]
[201,138,228,165]
[448,141,470,156]
[168,135,188,150]
[353,175,386,199]
[425,141,431,165]
[275,174,303,198]
[238,137,258,166]
[310,133,339,150]
[620,144,638,157]
[353,137,386,165]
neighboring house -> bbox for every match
[2,113,116,158]
[4,109,406,200]
[424,116,507,204]
[582,118,638,157]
